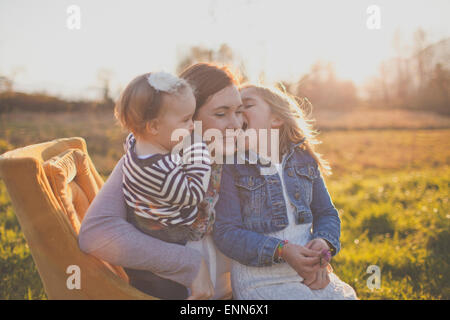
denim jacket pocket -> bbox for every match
[294,164,318,205]
[234,175,266,219]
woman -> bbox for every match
[213,84,358,299]
[79,63,244,299]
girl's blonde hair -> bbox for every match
[240,84,332,176]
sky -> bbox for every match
[0,0,449,100]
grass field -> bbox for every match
[0,110,449,299]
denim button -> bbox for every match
[298,217,305,223]
[295,192,300,200]
[288,170,294,177]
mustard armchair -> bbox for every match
[0,137,154,299]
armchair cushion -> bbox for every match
[43,149,99,234]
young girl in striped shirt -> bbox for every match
[114,72,212,246]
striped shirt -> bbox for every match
[122,133,211,229]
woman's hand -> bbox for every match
[186,258,215,300]
[281,243,322,279]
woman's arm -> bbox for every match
[78,156,203,288]
[212,164,283,267]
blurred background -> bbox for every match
[0,0,449,299]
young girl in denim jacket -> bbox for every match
[213,84,357,300]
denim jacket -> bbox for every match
[212,140,341,267]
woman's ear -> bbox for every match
[145,119,159,135]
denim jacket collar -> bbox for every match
[287,137,306,153]
[237,137,307,168]
[283,137,307,164]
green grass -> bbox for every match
[0,111,449,299]
[0,182,46,299]
[329,166,450,299]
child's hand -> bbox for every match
[306,238,330,252]
[304,267,331,290]
[302,239,334,290]
[302,271,317,286]
[281,243,322,278]
[305,238,332,267]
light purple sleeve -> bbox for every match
[78,156,202,288]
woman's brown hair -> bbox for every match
[179,63,239,113]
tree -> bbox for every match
[0,75,13,92]
[413,28,429,89]
[425,63,450,113]
[176,43,248,82]
[294,61,359,111]
[95,69,115,111]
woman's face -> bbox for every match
[194,85,244,154]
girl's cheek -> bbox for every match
[243,112,256,129]
[243,110,254,122]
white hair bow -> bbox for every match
[147,72,185,93]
